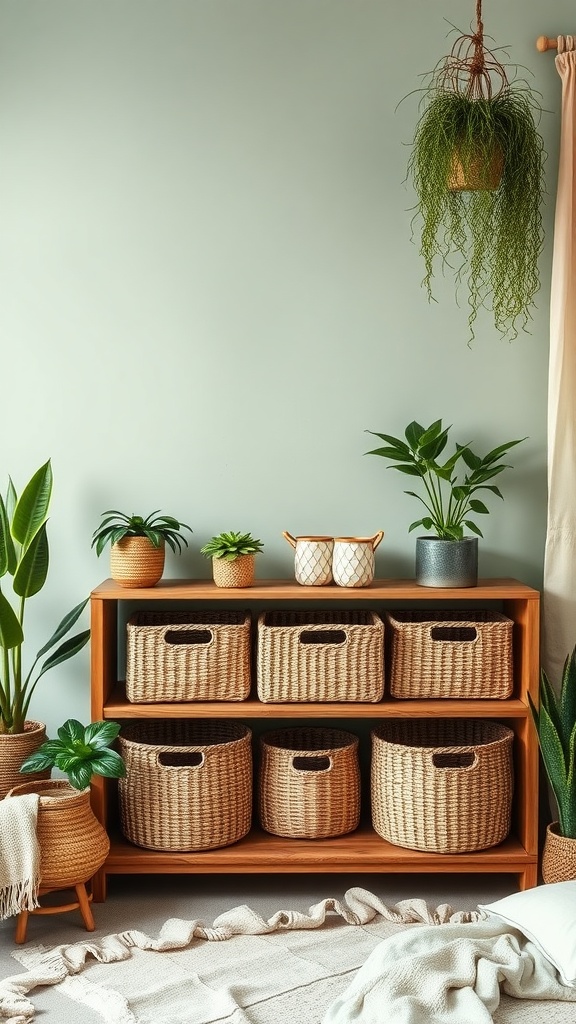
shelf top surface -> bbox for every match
[91,577,539,600]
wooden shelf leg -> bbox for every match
[14,908,29,944]
[518,865,538,891]
[75,883,95,931]
[91,866,107,903]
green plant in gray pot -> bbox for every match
[365,419,525,587]
[528,650,576,882]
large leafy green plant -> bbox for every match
[0,460,90,734]
[91,510,193,556]
[20,718,126,790]
[366,419,524,540]
[528,649,576,839]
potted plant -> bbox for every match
[405,3,545,342]
[201,531,264,588]
[528,650,576,883]
[8,719,126,941]
[0,459,90,797]
[365,418,524,587]
[91,509,193,588]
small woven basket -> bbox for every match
[125,611,251,702]
[6,780,110,888]
[212,554,255,588]
[118,720,252,851]
[541,822,576,884]
[110,536,165,588]
[385,610,513,699]
[259,727,360,839]
[257,610,384,702]
[0,721,50,799]
[371,719,514,853]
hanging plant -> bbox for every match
[406,1,545,342]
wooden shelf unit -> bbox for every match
[90,577,540,900]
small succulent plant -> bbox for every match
[20,718,126,790]
[91,510,193,556]
[200,531,264,561]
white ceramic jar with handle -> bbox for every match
[283,532,334,586]
[332,531,384,588]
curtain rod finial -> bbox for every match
[536,35,557,52]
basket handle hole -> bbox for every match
[299,630,346,646]
[164,629,213,646]
[432,752,476,770]
[158,752,205,768]
[430,626,477,643]
[292,755,331,772]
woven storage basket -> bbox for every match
[371,719,514,853]
[385,610,513,699]
[125,611,251,702]
[257,610,384,702]
[118,720,252,851]
[259,727,360,839]
[0,721,50,799]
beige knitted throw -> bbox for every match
[0,793,40,919]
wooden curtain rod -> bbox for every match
[536,36,558,51]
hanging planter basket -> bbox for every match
[406,0,545,341]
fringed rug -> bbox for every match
[0,888,572,1024]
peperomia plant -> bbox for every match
[366,419,525,540]
[0,460,90,734]
[20,718,126,790]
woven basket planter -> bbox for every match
[371,719,514,853]
[6,779,110,887]
[125,611,251,702]
[0,721,50,800]
[542,822,576,883]
[110,536,165,588]
[259,727,360,839]
[257,610,384,702]
[212,555,255,588]
[385,610,513,699]
[118,720,252,851]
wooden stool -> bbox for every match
[15,881,95,944]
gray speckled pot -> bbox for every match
[415,536,478,588]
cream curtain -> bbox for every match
[542,38,576,684]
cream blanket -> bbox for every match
[0,794,40,920]
[323,917,576,1023]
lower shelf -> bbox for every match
[102,825,536,877]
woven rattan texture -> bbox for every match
[7,779,110,887]
[385,610,513,699]
[0,721,50,799]
[118,720,252,851]
[110,537,165,588]
[212,554,255,588]
[125,611,251,702]
[257,610,384,702]
[259,727,360,839]
[542,823,576,883]
[371,719,514,853]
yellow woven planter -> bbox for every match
[542,822,576,884]
[212,554,255,588]
[110,536,165,588]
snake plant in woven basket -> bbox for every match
[528,648,576,839]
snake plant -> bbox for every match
[528,648,576,839]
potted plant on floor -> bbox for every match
[528,649,576,883]
[0,459,90,797]
[405,1,545,342]
[365,418,525,587]
[92,509,193,588]
[8,719,126,941]
[201,531,264,588]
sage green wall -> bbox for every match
[0,1,566,732]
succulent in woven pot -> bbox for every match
[0,459,90,794]
[201,531,264,588]
[528,647,576,882]
[404,1,545,342]
[92,509,193,588]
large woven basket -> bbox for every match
[385,610,513,699]
[259,727,360,839]
[371,719,514,853]
[6,780,110,887]
[257,610,384,702]
[125,611,251,702]
[118,720,252,851]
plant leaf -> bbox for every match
[13,523,49,598]
[57,719,85,744]
[90,749,126,778]
[35,598,89,659]
[11,461,53,551]
[405,421,425,451]
[463,520,483,537]
[36,629,90,679]
[65,761,93,790]
[0,590,24,649]
[0,494,16,578]
[468,499,490,514]
[84,720,121,747]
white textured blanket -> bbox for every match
[323,918,576,1023]
[0,795,40,920]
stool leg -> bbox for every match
[14,909,29,944]
[75,883,95,931]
